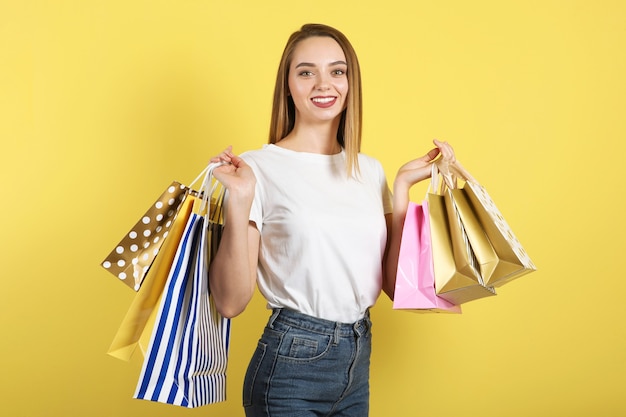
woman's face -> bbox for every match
[287,36,348,125]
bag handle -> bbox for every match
[428,155,479,196]
[427,162,457,195]
[427,162,452,195]
[436,158,479,186]
[197,162,227,218]
[189,163,213,190]
[182,161,227,219]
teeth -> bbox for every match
[312,97,335,104]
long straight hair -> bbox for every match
[268,23,363,176]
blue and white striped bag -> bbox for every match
[134,165,230,408]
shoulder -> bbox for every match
[240,145,277,168]
[357,152,382,166]
[240,145,266,161]
[357,152,386,175]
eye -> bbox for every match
[298,70,314,77]
[332,69,347,76]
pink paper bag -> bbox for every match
[393,201,461,313]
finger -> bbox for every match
[212,146,235,164]
[230,154,247,168]
[433,139,450,154]
[423,147,440,162]
[433,139,456,162]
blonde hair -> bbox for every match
[268,23,363,176]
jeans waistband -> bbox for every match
[268,308,371,338]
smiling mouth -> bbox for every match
[312,97,336,104]
[311,96,337,107]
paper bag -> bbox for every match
[428,189,497,305]
[107,196,196,361]
[393,201,461,313]
[443,160,537,287]
[462,181,537,287]
[101,182,188,291]
[134,163,230,408]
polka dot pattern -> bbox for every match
[101,181,188,291]
[465,181,537,283]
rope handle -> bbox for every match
[188,161,228,221]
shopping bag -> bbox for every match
[428,164,497,305]
[134,163,230,408]
[101,182,188,291]
[107,195,196,361]
[447,188,500,286]
[442,160,537,287]
[393,201,461,313]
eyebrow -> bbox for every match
[294,60,348,68]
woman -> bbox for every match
[209,23,455,417]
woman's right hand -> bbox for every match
[211,146,256,200]
[209,146,260,318]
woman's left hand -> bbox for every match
[394,139,456,193]
[383,139,456,300]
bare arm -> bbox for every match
[208,147,259,318]
[381,139,456,300]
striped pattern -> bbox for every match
[134,213,230,407]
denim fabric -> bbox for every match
[243,308,372,417]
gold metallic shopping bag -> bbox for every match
[450,188,501,284]
[107,195,195,361]
[101,182,188,291]
[428,190,496,305]
[444,161,537,287]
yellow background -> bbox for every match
[1,1,624,416]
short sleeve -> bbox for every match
[375,159,393,214]
[240,152,263,232]
[248,179,263,232]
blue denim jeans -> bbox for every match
[243,308,372,417]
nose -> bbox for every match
[315,73,330,91]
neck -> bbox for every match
[278,120,342,155]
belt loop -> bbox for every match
[268,308,281,329]
[353,320,363,337]
[333,323,340,346]
[354,310,371,337]
[365,309,372,333]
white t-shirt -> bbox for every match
[240,144,393,323]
